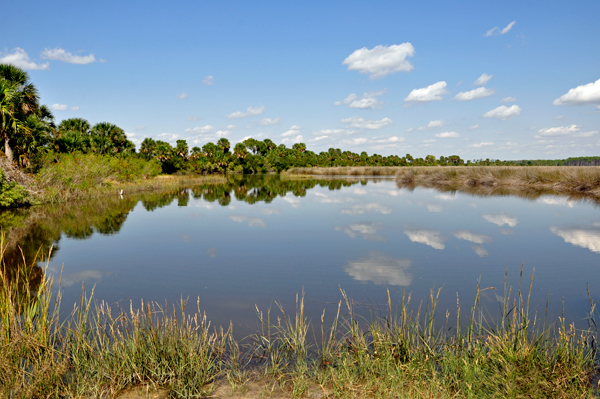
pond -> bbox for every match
[2,174,599,338]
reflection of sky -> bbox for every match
[44,180,600,336]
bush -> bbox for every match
[0,169,30,208]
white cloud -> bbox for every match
[486,21,516,36]
[349,97,381,109]
[343,43,415,79]
[454,87,495,101]
[470,124,480,130]
[55,270,103,287]
[343,137,368,145]
[553,79,600,106]
[187,116,200,121]
[404,81,448,103]
[482,212,518,227]
[336,90,386,109]
[469,142,494,148]
[341,116,392,130]
[334,93,357,106]
[282,197,301,208]
[227,124,238,130]
[215,130,230,137]
[178,92,188,99]
[203,75,215,85]
[229,215,266,228]
[342,203,392,215]
[259,118,280,126]
[538,197,576,207]
[71,106,79,111]
[51,103,68,111]
[157,133,178,142]
[501,97,517,102]
[453,230,492,244]
[0,48,49,70]
[550,226,600,253]
[41,48,95,64]
[184,125,214,134]
[281,125,301,137]
[535,125,598,139]
[281,135,303,145]
[418,120,446,130]
[435,131,460,138]
[404,228,445,250]
[474,73,492,86]
[226,106,265,119]
[483,105,522,120]
[501,21,516,34]
[344,252,412,286]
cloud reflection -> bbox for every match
[57,270,104,287]
[538,197,576,207]
[335,222,385,241]
[453,230,493,244]
[342,203,392,215]
[228,215,266,228]
[404,228,445,249]
[482,212,518,227]
[549,226,600,253]
[471,244,489,257]
[344,251,413,286]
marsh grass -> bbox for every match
[286,166,404,176]
[1,239,598,398]
[396,166,600,201]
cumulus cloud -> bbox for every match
[471,245,489,257]
[486,21,516,36]
[202,75,215,85]
[469,142,494,148]
[335,90,386,110]
[0,48,49,70]
[343,43,415,79]
[226,106,265,119]
[553,79,600,106]
[184,125,214,134]
[178,92,188,99]
[418,120,446,130]
[335,222,385,241]
[229,215,266,228]
[281,125,301,137]
[71,106,80,111]
[51,103,68,111]
[453,230,492,244]
[344,252,413,286]
[404,228,445,250]
[501,97,517,102]
[535,125,598,139]
[341,116,393,130]
[454,87,495,101]
[483,105,522,120]
[404,81,448,103]
[41,48,96,64]
[157,133,178,142]
[435,131,460,138]
[550,226,600,253]
[474,73,492,86]
[470,124,480,130]
[342,203,392,215]
[260,118,280,126]
[482,212,518,227]
[281,134,303,145]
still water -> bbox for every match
[2,175,599,336]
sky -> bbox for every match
[2,0,600,160]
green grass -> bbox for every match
[1,241,598,398]
[285,166,404,176]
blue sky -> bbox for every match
[2,0,599,159]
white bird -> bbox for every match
[118,188,124,196]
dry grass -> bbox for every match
[285,166,404,176]
[395,166,600,201]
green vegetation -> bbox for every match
[1,242,598,398]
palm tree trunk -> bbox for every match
[4,137,13,163]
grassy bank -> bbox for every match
[395,166,600,200]
[2,246,598,398]
[285,166,403,176]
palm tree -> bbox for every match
[0,64,39,163]
[216,138,230,154]
[90,122,129,154]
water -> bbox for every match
[2,175,599,337]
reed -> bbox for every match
[1,238,598,398]
[285,166,404,176]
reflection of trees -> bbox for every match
[0,174,365,300]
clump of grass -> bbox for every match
[396,166,600,201]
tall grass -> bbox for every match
[286,166,404,176]
[1,238,598,398]
[396,166,600,201]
